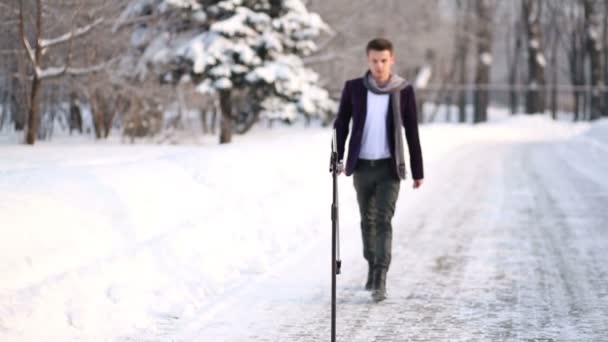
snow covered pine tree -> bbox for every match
[122,0,336,143]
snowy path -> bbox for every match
[170,139,608,341]
[2,117,608,341]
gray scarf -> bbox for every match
[363,70,409,180]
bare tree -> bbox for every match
[17,0,108,145]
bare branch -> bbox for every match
[39,17,104,49]
[303,53,341,65]
[18,1,37,68]
[38,61,113,80]
[112,14,160,32]
[57,2,82,79]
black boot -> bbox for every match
[371,268,387,302]
[364,263,374,291]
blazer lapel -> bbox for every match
[359,80,368,124]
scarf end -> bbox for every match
[398,163,407,180]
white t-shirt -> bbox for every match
[359,91,391,160]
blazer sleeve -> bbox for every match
[401,85,424,180]
[333,81,352,162]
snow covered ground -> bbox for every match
[1,112,607,341]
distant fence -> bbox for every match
[417,83,607,123]
[328,83,608,123]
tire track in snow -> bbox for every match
[520,142,608,339]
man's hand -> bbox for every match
[413,179,423,189]
[337,162,344,175]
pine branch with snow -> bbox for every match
[124,0,336,126]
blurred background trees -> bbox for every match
[1,0,607,145]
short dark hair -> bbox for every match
[366,38,394,55]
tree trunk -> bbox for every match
[548,3,560,120]
[173,85,185,130]
[570,26,582,122]
[0,76,7,130]
[219,89,232,144]
[200,109,209,134]
[473,0,492,124]
[91,88,117,139]
[584,0,604,120]
[47,85,58,139]
[604,0,608,117]
[104,105,114,138]
[69,92,83,134]
[22,0,43,145]
[550,35,558,120]
[446,91,454,122]
[38,87,52,140]
[509,19,523,115]
[91,90,106,139]
[25,75,41,145]
[211,109,218,134]
[522,0,546,115]
[11,77,25,131]
[457,0,471,123]
[578,19,588,121]
[583,83,589,119]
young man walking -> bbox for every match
[333,38,424,302]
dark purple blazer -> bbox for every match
[333,77,424,180]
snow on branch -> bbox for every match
[302,52,339,65]
[39,18,104,49]
[112,14,159,32]
[19,3,37,66]
[38,61,110,80]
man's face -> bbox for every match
[367,49,395,82]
